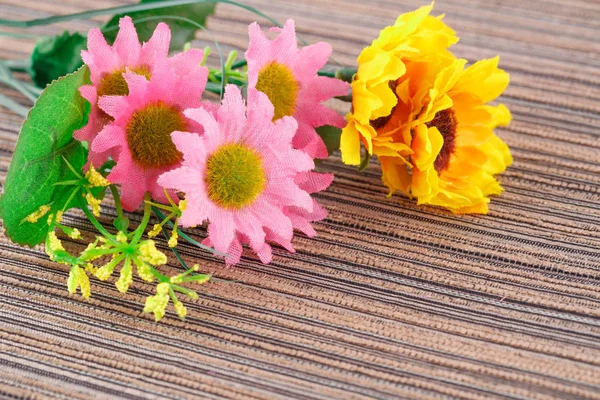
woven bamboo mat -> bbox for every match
[1,0,600,399]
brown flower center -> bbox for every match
[97,65,152,97]
[126,101,186,170]
[426,108,457,173]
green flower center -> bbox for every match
[97,65,152,97]
[255,61,298,121]
[427,108,457,173]
[126,102,186,170]
[205,143,267,209]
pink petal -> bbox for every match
[140,22,171,64]
[268,19,298,66]
[97,94,133,121]
[157,165,203,195]
[84,30,117,83]
[113,17,142,66]
[108,153,148,211]
[169,49,205,76]
[293,41,332,81]
[224,236,243,266]
[92,124,126,154]
[296,171,333,194]
[146,60,176,103]
[233,211,266,253]
[183,107,222,152]
[253,198,294,243]
[216,85,247,142]
[255,242,273,264]
[207,211,236,254]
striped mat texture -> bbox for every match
[1,0,600,399]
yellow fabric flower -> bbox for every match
[384,56,511,214]
[340,2,458,166]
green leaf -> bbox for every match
[0,66,91,246]
[30,31,87,88]
[315,125,342,157]
[102,0,216,51]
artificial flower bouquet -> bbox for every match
[0,2,511,322]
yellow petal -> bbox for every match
[452,56,510,104]
[340,121,363,165]
[411,124,443,170]
[380,156,412,196]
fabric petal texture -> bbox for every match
[340,3,512,214]
[246,19,349,159]
[158,85,332,265]
[78,17,208,211]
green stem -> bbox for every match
[317,67,356,83]
[152,206,227,258]
[0,0,280,28]
[230,60,247,70]
[0,64,38,103]
[0,93,27,117]
[80,201,117,242]
[131,193,152,246]
[109,185,124,220]
[0,59,31,72]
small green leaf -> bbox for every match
[30,31,87,88]
[0,66,91,246]
[102,0,216,51]
[315,125,342,157]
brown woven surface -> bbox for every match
[1,0,600,399]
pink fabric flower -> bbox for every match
[246,19,349,159]
[92,52,208,211]
[75,16,172,169]
[158,85,333,265]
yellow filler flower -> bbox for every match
[340,2,458,171]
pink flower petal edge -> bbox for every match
[246,19,349,159]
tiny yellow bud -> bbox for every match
[55,211,64,224]
[95,255,122,281]
[143,292,169,322]
[192,264,200,272]
[156,282,170,295]
[139,240,167,266]
[86,193,102,217]
[24,205,51,224]
[47,231,65,254]
[168,229,178,248]
[68,228,81,240]
[148,224,162,238]
[178,199,188,212]
[115,260,133,293]
[85,165,111,187]
[116,231,128,243]
[174,301,187,319]
[95,265,113,281]
[85,263,98,274]
[135,260,155,282]
[67,266,91,300]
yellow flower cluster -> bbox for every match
[67,265,91,299]
[341,2,512,214]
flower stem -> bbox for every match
[79,200,117,243]
[130,193,152,246]
[109,185,124,220]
